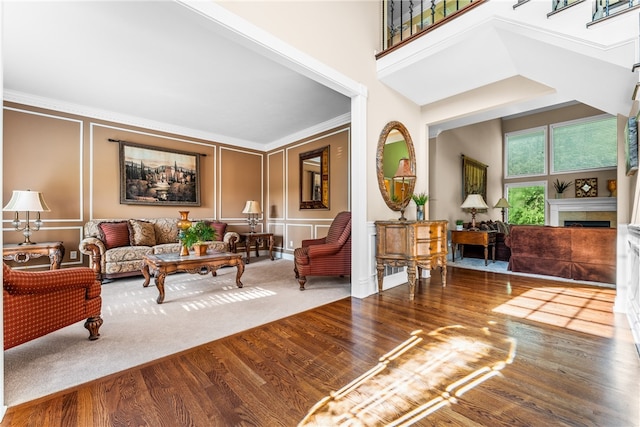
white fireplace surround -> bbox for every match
[547,197,617,226]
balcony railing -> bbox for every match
[381,0,640,56]
[591,0,640,21]
[382,0,483,52]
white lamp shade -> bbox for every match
[242,200,262,214]
[461,194,488,210]
[3,190,51,212]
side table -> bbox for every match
[450,230,496,266]
[238,232,274,264]
[3,241,65,270]
[375,220,448,300]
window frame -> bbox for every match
[504,126,548,179]
[504,180,549,224]
[549,113,617,175]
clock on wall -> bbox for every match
[575,178,598,197]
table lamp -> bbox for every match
[242,200,262,233]
[493,197,511,222]
[460,194,488,230]
[393,158,415,221]
[3,190,51,245]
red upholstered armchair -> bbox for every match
[3,262,103,350]
[294,211,352,290]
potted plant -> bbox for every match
[455,219,464,231]
[411,192,428,220]
[179,222,217,256]
[553,179,572,198]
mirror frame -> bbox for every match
[376,121,416,212]
[299,145,330,209]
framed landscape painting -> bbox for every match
[119,142,201,206]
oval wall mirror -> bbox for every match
[376,121,416,216]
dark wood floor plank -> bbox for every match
[2,267,638,426]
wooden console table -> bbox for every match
[238,232,274,264]
[450,230,496,266]
[375,220,448,300]
[3,241,65,270]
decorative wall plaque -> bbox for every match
[575,178,598,198]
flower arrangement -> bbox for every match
[411,192,429,206]
[553,179,573,194]
[179,221,217,249]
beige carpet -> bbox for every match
[4,258,350,406]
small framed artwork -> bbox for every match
[575,178,598,198]
[119,141,201,206]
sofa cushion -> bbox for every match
[209,222,227,241]
[153,218,179,244]
[98,221,130,250]
[128,219,156,246]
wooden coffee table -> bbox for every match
[141,252,244,304]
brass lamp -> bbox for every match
[3,190,51,245]
[493,197,511,222]
[461,194,488,230]
[393,158,415,221]
[242,200,262,233]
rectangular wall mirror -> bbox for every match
[300,146,330,209]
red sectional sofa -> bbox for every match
[505,225,616,284]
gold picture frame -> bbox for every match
[461,155,488,203]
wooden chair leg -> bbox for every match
[84,316,103,340]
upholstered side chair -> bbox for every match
[3,262,103,350]
[294,211,352,290]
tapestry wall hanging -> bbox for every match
[119,141,201,206]
[461,155,488,204]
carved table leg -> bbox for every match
[235,260,245,288]
[268,235,274,260]
[49,245,64,269]
[376,263,385,294]
[245,237,252,264]
[141,263,151,287]
[407,262,417,301]
[155,272,167,304]
[441,264,447,286]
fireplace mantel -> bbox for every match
[547,197,617,226]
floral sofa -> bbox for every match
[79,218,239,281]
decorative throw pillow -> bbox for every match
[128,219,156,246]
[98,221,131,250]
[209,222,227,241]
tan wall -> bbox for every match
[3,103,346,267]
[267,126,350,254]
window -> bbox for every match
[551,115,617,173]
[505,127,547,178]
[505,181,547,225]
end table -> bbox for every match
[3,241,65,270]
[238,232,274,264]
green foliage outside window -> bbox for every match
[507,185,545,225]
[552,116,617,172]
[506,129,546,177]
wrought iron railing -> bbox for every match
[381,0,640,55]
[591,0,640,20]
[382,0,481,51]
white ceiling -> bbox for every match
[3,1,351,151]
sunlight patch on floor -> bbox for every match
[299,324,516,426]
[492,286,615,338]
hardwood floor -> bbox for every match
[2,267,639,426]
